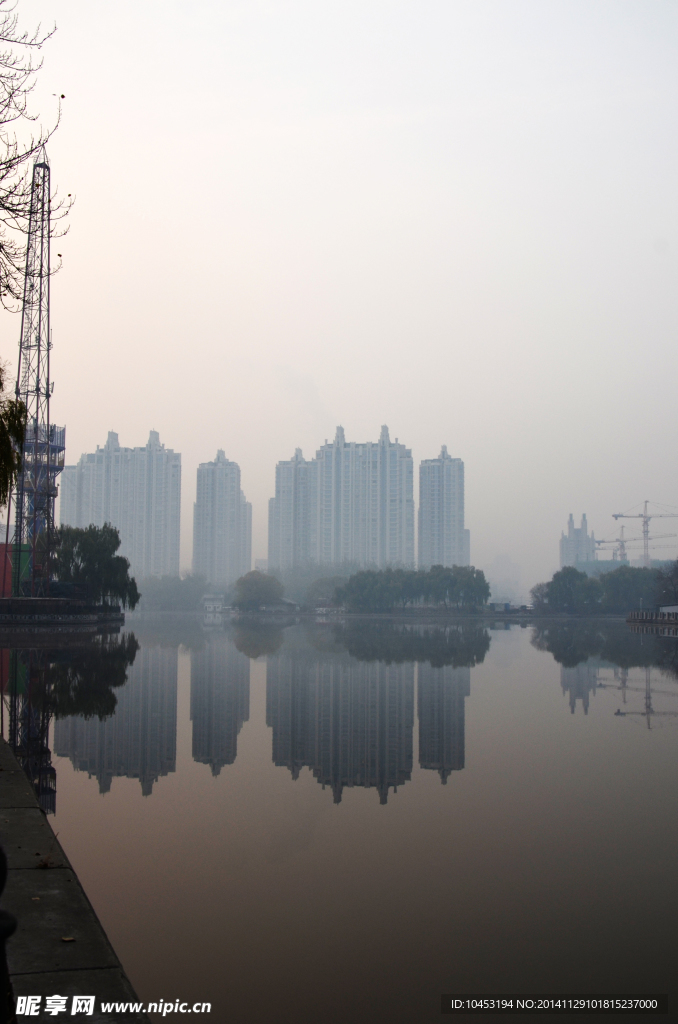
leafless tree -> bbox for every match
[0,0,71,310]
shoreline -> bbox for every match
[0,739,148,1022]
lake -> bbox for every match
[3,617,677,1022]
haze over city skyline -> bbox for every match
[2,0,677,589]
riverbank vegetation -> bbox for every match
[530,562,678,616]
[53,524,140,609]
[334,565,490,613]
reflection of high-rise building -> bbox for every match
[193,451,252,588]
[418,664,470,782]
[60,431,181,578]
[418,446,469,569]
[268,426,415,570]
[267,647,414,803]
[54,645,178,795]
[560,661,599,714]
[190,634,250,775]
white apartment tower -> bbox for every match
[418,446,469,569]
[315,425,414,567]
[268,426,415,570]
[268,449,316,571]
[193,450,252,588]
[60,431,181,578]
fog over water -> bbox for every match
[2,0,678,587]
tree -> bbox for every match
[656,560,678,607]
[0,357,24,506]
[599,565,659,613]
[535,566,602,615]
[53,524,140,608]
[234,570,284,611]
[0,2,71,308]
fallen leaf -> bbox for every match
[61,937,75,943]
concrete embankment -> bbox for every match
[0,740,148,1022]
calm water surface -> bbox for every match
[4,618,677,1023]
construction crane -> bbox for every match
[612,501,678,568]
[595,524,677,563]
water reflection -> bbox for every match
[265,624,487,802]
[1,633,139,811]
[267,646,415,803]
[190,633,250,776]
[418,664,470,781]
[54,644,177,796]
[532,620,678,722]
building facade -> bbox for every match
[268,449,316,571]
[418,446,469,569]
[268,425,415,570]
[560,514,596,568]
[60,431,181,579]
[193,450,251,588]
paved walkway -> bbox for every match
[0,739,148,1022]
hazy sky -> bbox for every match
[2,0,677,589]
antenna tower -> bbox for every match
[11,151,65,596]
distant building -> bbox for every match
[60,431,181,579]
[268,426,415,570]
[560,514,596,568]
[418,446,469,569]
[315,425,414,568]
[268,448,316,570]
[193,450,251,589]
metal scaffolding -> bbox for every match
[11,151,65,596]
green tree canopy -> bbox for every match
[234,570,284,611]
[335,565,490,613]
[53,524,140,609]
[531,564,662,615]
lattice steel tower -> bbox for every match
[12,150,65,596]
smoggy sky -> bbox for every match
[2,0,677,592]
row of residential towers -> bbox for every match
[60,426,468,587]
[268,426,469,572]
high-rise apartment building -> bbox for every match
[418,446,469,569]
[60,431,181,579]
[268,425,414,570]
[193,450,251,588]
[559,514,596,568]
[268,449,316,570]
